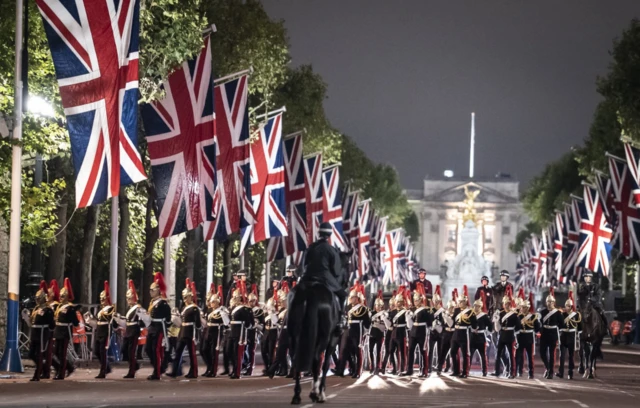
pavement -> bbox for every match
[1,344,639,408]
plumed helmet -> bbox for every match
[278,281,290,304]
[349,282,365,301]
[48,279,60,302]
[447,299,457,309]
[413,282,427,305]
[60,277,74,302]
[546,287,556,304]
[100,280,112,304]
[36,280,48,302]
[394,285,406,305]
[206,283,216,301]
[452,289,459,304]
[151,272,167,298]
[209,285,223,305]
[389,290,397,308]
[126,280,138,303]
[432,285,442,305]
[248,283,258,302]
[191,280,198,304]
[516,287,526,308]
[458,285,469,306]
[374,289,385,308]
[502,285,514,308]
[566,290,576,312]
[182,278,194,298]
[473,298,483,309]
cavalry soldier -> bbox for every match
[282,264,298,289]
[578,270,607,326]
[470,292,492,377]
[493,270,514,311]
[52,278,79,380]
[382,291,398,374]
[202,285,229,377]
[403,283,433,377]
[268,282,291,378]
[29,281,55,382]
[168,279,202,378]
[245,284,264,376]
[516,292,539,379]
[265,279,280,301]
[539,287,564,379]
[474,276,494,315]
[369,290,391,375]
[557,290,581,380]
[120,280,148,378]
[227,281,254,379]
[491,286,520,379]
[383,287,410,375]
[436,291,457,374]
[261,290,280,375]
[410,268,433,299]
[338,282,370,378]
[428,286,444,373]
[146,272,172,380]
[42,279,61,379]
[451,286,476,378]
[93,281,117,379]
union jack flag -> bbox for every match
[624,142,640,205]
[322,165,346,250]
[608,154,640,260]
[562,199,582,282]
[141,37,216,237]
[203,75,254,241]
[356,199,372,278]
[240,113,287,253]
[594,170,616,226]
[576,184,613,277]
[368,211,381,275]
[529,234,541,284]
[37,0,146,208]
[376,216,388,277]
[304,153,324,244]
[538,229,549,287]
[343,190,360,250]
[382,229,403,285]
[553,211,564,281]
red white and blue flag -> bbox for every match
[343,190,360,250]
[37,0,146,208]
[204,75,254,241]
[240,113,287,253]
[576,184,613,277]
[608,154,640,260]
[304,153,324,244]
[562,199,581,282]
[141,37,216,237]
[553,211,564,281]
[382,229,403,285]
[356,199,372,278]
[623,142,640,205]
[322,165,346,250]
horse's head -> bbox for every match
[339,250,354,275]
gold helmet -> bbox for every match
[565,290,576,311]
[126,280,138,303]
[448,288,459,309]
[182,278,194,299]
[277,281,290,306]
[447,299,456,309]
[151,272,167,298]
[59,278,75,302]
[35,280,48,303]
[502,285,515,308]
[432,285,442,307]
[209,285,223,305]
[248,283,258,303]
[389,291,397,309]
[458,285,469,307]
[413,282,427,306]
[374,290,385,309]
[349,282,366,302]
[48,279,60,303]
[230,281,247,308]
[394,285,407,306]
[546,287,556,304]
[473,298,483,309]
[100,281,112,305]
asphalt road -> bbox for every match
[1,345,639,408]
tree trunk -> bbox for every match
[142,188,159,308]
[80,205,100,304]
[117,188,130,313]
[47,201,68,283]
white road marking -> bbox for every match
[535,379,558,393]
[244,378,312,393]
[568,400,589,408]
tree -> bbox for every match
[575,99,624,176]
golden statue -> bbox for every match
[462,185,480,222]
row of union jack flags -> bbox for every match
[515,141,640,292]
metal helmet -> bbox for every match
[447,299,456,309]
[277,281,290,305]
[566,290,576,312]
[389,290,397,309]
[35,280,48,303]
[60,277,74,302]
[546,287,556,304]
[182,278,194,299]
[473,298,483,309]
[413,282,427,305]
[100,280,112,304]
[349,282,366,302]
[48,279,60,303]
[126,280,138,303]
[151,272,167,298]
[248,283,258,303]
[458,285,469,307]
[374,290,385,309]
[432,285,442,306]
[394,286,407,305]
[209,285,224,306]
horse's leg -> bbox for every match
[292,371,302,405]
[578,342,585,375]
[583,344,591,379]
[318,349,331,403]
[309,355,320,402]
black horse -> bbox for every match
[578,302,606,379]
[287,251,350,405]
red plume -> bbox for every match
[63,277,74,302]
[463,285,468,299]
[392,290,397,298]
[416,282,426,297]
[209,282,216,296]
[103,280,112,304]
[569,290,576,312]
[49,280,60,302]
[282,281,290,294]
[185,278,191,292]
[517,287,525,301]
[452,288,459,303]
[128,280,138,303]
[481,290,488,313]
[217,285,224,305]
[529,293,534,310]
[154,272,167,298]
[39,280,48,293]
[549,286,555,297]
[292,281,297,289]
[191,281,198,304]
[507,286,516,308]
[435,285,441,298]
[251,283,258,297]
[377,289,383,300]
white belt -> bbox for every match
[543,325,558,329]
[56,322,72,326]
[445,328,455,332]
[126,322,139,326]
[373,324,386,331]
[283,325,287,329]
[519,329,534,333]
[97,321,110,325]
[32,325,49,329]
[455,325,470,329]
[230,321,244,325]
[182,322,194,326]
[348,321,363,325]
[561,328,577,332]
[501,327,515,331]
[413,323,427,326]
[151,318,165,322]
[207,323,221,327]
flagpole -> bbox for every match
[635,263,640,344]
[0,0,25,372]
[213,67,253,85]
[110,196,118,307]
[254,106,286,120]
[206,239,215,292]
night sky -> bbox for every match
[261,0,640,190]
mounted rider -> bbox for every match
[577,270,608,327]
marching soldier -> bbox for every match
[451,286,476,378]
[403,283,433,377]
[516,292,540,379]
[491,286,521,379]
[52,278,80,380]
[244,284,264,376]
[369,290,391,375]
[338,282,370,378]
[474,276,494,315]
[557,290,582,379]
[470,292,492,377]
[268,282,292,378]
[539,287,564,379]
[28,281,55,382]
[93,281,117,378]
[146,272,172,380]
[42,279,61,379]
[436,291,457,374]
[227,281,254,379]
[202,285,229,377]
[381,291,398,374]
[381,287,409,375]
[261,290,280,375]
[119,280,148,378]
[428,286,444,373]
[168,279,202,379]
[493,270,514,311]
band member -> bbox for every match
[339,282,370,378]
[493,270,514,311]
[29,281,55,382]
[167,279,202,379]
[451,286,476,378]
[474,276,494,315]
[436,291,457,374]
[369,290,391,375]
[470,292,492,377]
[146,272,172,380]
[267,282,291,378]
[403,283,433,377]
[93,281,117,378]
[516,292,540,379]
[245,284,264,376]
[539,287,564,379]
[429,286,444,373]
[557,290,582,380]
[227,281,254,379]
[387,286,410,374]
[120,280,148,378]
[491,286,520,379]
[261,289,280,375]
[202,285,229,377]
[381,291,398,374]
[52,278,79,380]
[410,268,433,299]
[42,279,61,379]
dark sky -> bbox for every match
[261,0,640,190]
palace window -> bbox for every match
[484,225,495,245]
[447,225,457,243]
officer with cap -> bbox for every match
[474,275,494,315]
[410,268,433,299]
[578,269,608,326]
[493,270,514,311]
[282,264,297,289]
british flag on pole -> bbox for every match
[356,199,372,278]
[240,113,287,253]
[343,190,360,251]
[322,165,346,250]
[304,153,324,244]
[608,154,640,260]
[624,142,640,205]
[382,229,403,285]
[203,75,254,241]
[562,199,582,282]
[576,184,613,277]
[37,0,146,208]
[553,211,564,281]
[141,37,216,237]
